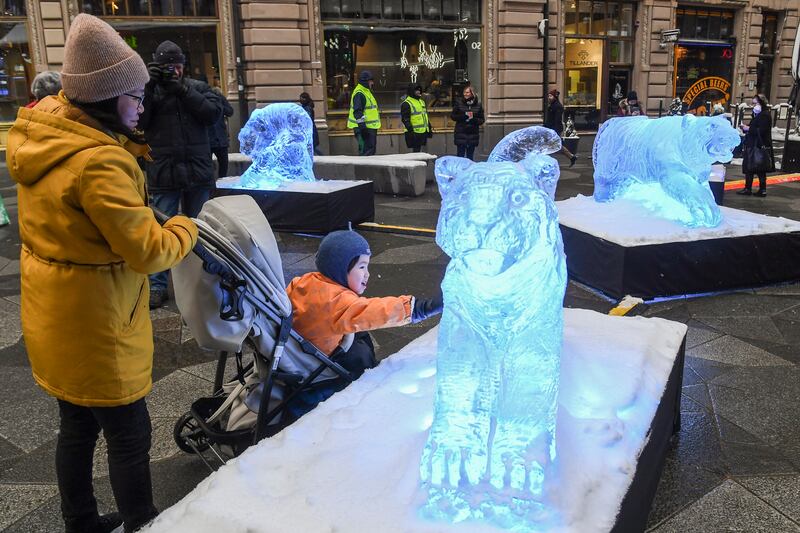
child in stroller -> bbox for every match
[286,229,443,416]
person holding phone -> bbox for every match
[138,40,222,309]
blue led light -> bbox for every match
[420,126,567,530]
[236,103,315,188]
[592,115,741,228]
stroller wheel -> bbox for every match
[174,412,210,454]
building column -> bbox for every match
[639,0,674,116]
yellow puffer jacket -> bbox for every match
[7,93,198,407]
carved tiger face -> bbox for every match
[435,155,560,277]
[681,114,742,165]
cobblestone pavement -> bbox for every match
[1,151,799,532]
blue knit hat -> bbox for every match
[359,70,373,83]
[315,230,371,288]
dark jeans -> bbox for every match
[57,398,157,533]
[744,172,766,192]
[456,144,476,160]
[354,127,377,156]
[148,188,210,291]
[286,333,376,419]
[212,146,229,179]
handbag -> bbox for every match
[744,126,773,174]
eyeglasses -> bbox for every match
[124,93,145,108]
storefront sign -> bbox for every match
[681,76,731,106]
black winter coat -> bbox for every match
[301,101,320,148]
[451,97,484,147]
[139,77,222,191]
[743,110,772,148]
[545,99,564,135]
[208,92,234,149]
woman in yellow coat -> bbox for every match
[6,14,198,533]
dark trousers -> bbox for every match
[354,128,377,156]
[56,398,157,533]
[148,188,210,290]
[286,333,376,419]
[212,146,229,179]
[744,172,766,192]
[456,144,476,160]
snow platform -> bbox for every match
[214,177,374,233]
[146,308,687,533]
[558,195,800,300]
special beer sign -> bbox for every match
[681,76,732,108]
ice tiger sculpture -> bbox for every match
[237,102,315,188]
[421,126,567,528]
[592,114,741,228]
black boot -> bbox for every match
[569,155,577,168]
[736,188,752,196]
[755,189,767,197]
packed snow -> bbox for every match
[558,194,800,246]
[145,308,686,533]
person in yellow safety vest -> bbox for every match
[400,83,432,153]
[347,70,380,156]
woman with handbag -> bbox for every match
[738,94,774,197]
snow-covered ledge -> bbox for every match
[146,309,686,533]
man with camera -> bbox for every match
[138,40,222,309]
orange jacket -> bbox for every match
[287,272,413,355]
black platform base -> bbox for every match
[561,224,800,300]
[612,337,685,533]
[213,180,374,233]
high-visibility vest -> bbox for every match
[403,96,429,134]
[347,85,381,129]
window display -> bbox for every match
[324,26,481,128]
[673,44,734,115]
[0,21,32,121]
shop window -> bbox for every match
[673,43,734,115]
[609,40,632,64]
[567,1,634,37]
[591,1,606,35]
[323,26,482,128]
[0,22,33,120]
[112,22,220,85]
[81,0,216,17]
[564,38,603,129]
[564,1,577,34]
[756,12,779,100]
[676,7,734,41]
[2,1,25,16]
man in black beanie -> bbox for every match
[138,40,222,308]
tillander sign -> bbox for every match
[681,76,731,107]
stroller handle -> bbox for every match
[151,206,170,225]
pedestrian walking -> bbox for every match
[347,70,380,155]
[545,89,577,167]
[208,85,234,179]
[451,85,484,160]
[738,93,774,197]
[6,14,198,533]
[401,83,431,153]
[138,40,222,308]
[299,91,322,155]
[26,70,61,108]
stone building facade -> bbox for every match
[3,0,798,155]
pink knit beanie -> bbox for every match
[61,14,149,103]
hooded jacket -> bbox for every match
[286,272,412,356]
[6,93,198,406]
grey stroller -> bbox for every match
[164,195,354,468]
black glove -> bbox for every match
[411,292,443,324]
[147,62,162,84]
[162,75,188,97]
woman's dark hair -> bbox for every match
[754,93,769,108]
[71,96,145,144]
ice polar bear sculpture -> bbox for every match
[420,126,568,528]
[592,114,741,228]
[237,103,315,188]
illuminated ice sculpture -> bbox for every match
[592,114,741,228]
[421,126,568,529]
[237,103,315,188]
